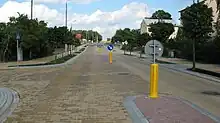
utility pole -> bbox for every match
[86,31,88,42]
[96,32,98,43]
[65,0,68,27]
[31,0,33,19]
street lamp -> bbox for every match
[65,0,68,27]
[31,0,33,19]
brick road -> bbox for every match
[0,46,148,123]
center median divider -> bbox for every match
[8,44,88,68]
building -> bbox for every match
[140,17,179,39]
[204,0,218,23]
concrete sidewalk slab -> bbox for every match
[124,95,220,123]
[114,47,220,83]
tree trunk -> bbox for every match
[129,44,131,55]
[192,39,196,70]
[3,35,10,62]
[29,49,32,60]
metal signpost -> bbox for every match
[144,40,164,99]
[16,32,20,62]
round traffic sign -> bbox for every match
[107,44,114,51]
[145,40,164,58]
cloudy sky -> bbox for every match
[0,0,193,40]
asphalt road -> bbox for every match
[1,45,220,122]
[1,46,148,123]
[113,49,220,117]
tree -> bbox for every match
[149,22,174,44]
[151,10,172,19]
[180,1,213,69]
[137,33,151,57]
[0,14,103,62]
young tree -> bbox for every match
[151,10,172,19]
[180,1,213,69]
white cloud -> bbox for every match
[0,1,150,40]
[33,0,100,4]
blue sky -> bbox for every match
[0,0,194,39]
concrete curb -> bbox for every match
[0,88,19,123]
[124,96,220,123]
[159,64,220,83]
[123,96,149,123]
[178,96,220,123]
[8,45,88,69]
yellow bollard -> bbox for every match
[98,48,102,52]
[109,51,113,64]
[149,64,159,98]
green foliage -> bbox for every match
[0,14,102,62]
[112,28,141,52]
[151,10,172,19]
[180,2,213,41]
[149,22,174,44]
[177,2,214,62]
[137,33,151,47]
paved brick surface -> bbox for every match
[0,46,148,123]
[135,95,217,123]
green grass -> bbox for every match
[8,54,76,67]
[8,48,86,67]
[47,54,76,64]
[187,68,220,78]
[155,59,176,64]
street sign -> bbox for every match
[125,40,128,45]
[145,40,164,61]
[16,32,20,40]
[107,44,114,51]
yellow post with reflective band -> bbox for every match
[98,48,102,52]
[109,51,113,64]
[149,64,159,98]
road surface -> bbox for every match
[114,50,220,117]
[0,45,220,122]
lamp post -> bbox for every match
[65,0,68,27]
[31,0,33,19]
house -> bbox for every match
[204,0,218,23]
[140,17,179,39]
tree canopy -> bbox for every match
[149,22,174,44]
[180,1,213,41]
[0,14,102,62]
[151,10,172,19]
[177,1,216,63]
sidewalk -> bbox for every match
[0,44,87,69]
[114,47,220,83]
[124,95,220,123]
[157,57,220,74]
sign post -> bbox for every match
[145,40,164,99]
[107,44,114,64]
